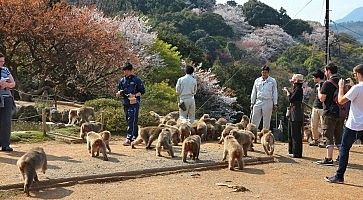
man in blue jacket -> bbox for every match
[116,62,145,146]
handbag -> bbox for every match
[178,101,187,111]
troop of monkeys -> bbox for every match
[16,108,275,196]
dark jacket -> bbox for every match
[117,75,145,106]
[289,83,304,122]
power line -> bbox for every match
[282,0,313,29]
[330,20,363,37]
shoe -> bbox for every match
[335,156,340,162]
[309,140,319,146]
[123,139,132,146]
[318,142,326,148]
[315,158,333,166]
[1,146,13,151]
[324,175,344,184]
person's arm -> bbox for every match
[135,78,145,96]
[250,79,257,105]
[192,79,197,95]
[289,87,303,102]
[338,78,352,105]
[1,74,15,89]
[272,78,278,106]
[318,82,327,102]
[176,78,181,95]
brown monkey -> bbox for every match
[260,128,275,156]
[131,126,163,149]
[230,129,253,157]
[246,123,258,143]
[216,117,228,125]
[178,121,192,142]
[86,131,108,161]
[240,115,250,129]
[164,111,179,122]
[218,125,238,144]
[223,135,244,170]
[303,126,313,142]
[99,130,111,153]
[155,128,175,157]
[181,135,201,162]
[77,106,95,124]
[68,108,79,124]
[158,124,181,145]
[79,122,103,139]
[17,147,47,197]
[165,119,177,126]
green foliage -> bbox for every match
[84,98,122,112]
[141,82,178,115]
[10,131,53,143]
[284,19,313,37]
[51,126,80,137]
[189,29,208,42]
[198,12,234,38]
[147,39,183,85]
[95,107,126,135]
[242,0,281,27]
[11,121,41,132]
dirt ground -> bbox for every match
[2,140,363,200]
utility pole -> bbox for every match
[325,0,330,64]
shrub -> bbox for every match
[85,98,122,112]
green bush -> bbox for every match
[85,98,122,112]
[95,107,126,135]
[10,131,52,143]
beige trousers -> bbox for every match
[310,107,324,140]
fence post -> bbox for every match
[42,109,47,136]
[101,111,104,130]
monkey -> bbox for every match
[99,130,111,153]
[199,114,210,121]
[165,119,177,126]
[191,120,207,141]
[246,123,258,143]
[16,147,47,197]
[240,115,250,129]
[149,111,179,124]
[131,126,163,149]
[158,124,181,145]
[86,131,108,161]
[155,128,175,157]
[216,117,228,125]
[218,125,238,144]
[260,128,275,156]
[303,126,313,142]
[176,120,192,142]
[77,106,95,124]
[181,135,201,162]
[79,122,103,139]
[222,135,244,170]
[68,108,79,124]
[229,129,253,157]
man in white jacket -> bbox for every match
[176,65,197,123]
[250,65,278,130]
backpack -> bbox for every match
[327,79,350,119]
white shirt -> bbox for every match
[176,74,197,100]
[251,76,278,105]
[345,82,363,131]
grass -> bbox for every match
[10,131,54,143]
[0,189,22,198]
[50,126,80,137]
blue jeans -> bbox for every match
[336,126,363,179]
[123,105,139,141]
[0,97,14,147]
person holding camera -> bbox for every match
[315,63,345,165]
[0,53,16,151]
[116,62,145,146]
[284,74,304,158]
[176,65,197,123]
[325,64,363,183]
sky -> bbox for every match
[216,0,363,24]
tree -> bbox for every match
[187,0,216,11]
[0,0,132,100]
[284,19,313,37]
[242,0,281,27]
[198,12,234,38]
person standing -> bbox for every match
[0,53,16,151]
[284,74,304,158]
[316,63,344,165]
[310,69,325,146]
[176,65,197,123]
[116,62,145,146]
[325,64,363,183]
[250,65,278,130]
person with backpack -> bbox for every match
[315,63,345,165]
[325,64,363,183]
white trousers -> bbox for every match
[251,99,273,129]
[310,107,324,140]
[179,98,195,123]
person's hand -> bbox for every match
[273,104,278,111]
[135,92,141,97]
[0,80,7,89]
[338,78,345,89]
[283,87,290,95]
[116,90,123,97]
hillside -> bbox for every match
[336,7,363,23]
[332,21,363,43]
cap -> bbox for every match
[122,62,133,71]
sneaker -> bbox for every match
[315,158,333,166]
[1,146,13,152]
[309,140,319,146]
[318,142,326,148]
[324,175,344,184]
[123,139,131,146]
